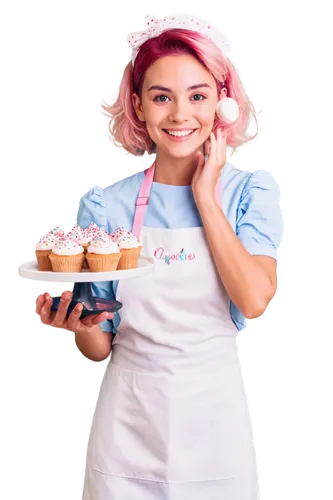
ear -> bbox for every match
[132,93,146,122]
[219,87,227,100]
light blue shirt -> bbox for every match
[76,161,284,333]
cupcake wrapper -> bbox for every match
[86,252,121,272]
[49,252,85,273]
[35,250,53,271]
[82,246,89,269]
[117,247,142,270]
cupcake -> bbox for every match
[110,225,126,243]
[69,223,110,267]
[85,235,121,272]
[32,232,57,271]
[85,222,110,241]
[49,236,85,272]
[87,222,107,240]
[67,224,92,253]
[111,226,142,270]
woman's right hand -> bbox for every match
[36,291,114,334]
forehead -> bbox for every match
[143,54,215,90]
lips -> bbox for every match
[162,129,197,141]
[163,129,195,135]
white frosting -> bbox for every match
[88,222,101,233]
[66,224,81,233]
[110,226,126,240]
[111,226,141,249]
[52,237,84,256]
[36,233,58,250]
[49,226,65,236]
[87,222,109,240]
[87,236,120,255]
[68,223,81,234]
[117,234,141,249]
[67,225,92,245]
[80,234,92,245]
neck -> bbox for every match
[153,146,204,186]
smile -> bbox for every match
[162,129,197,141]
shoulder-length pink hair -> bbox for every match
[101,29,259,157]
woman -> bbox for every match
[36,13,283,500]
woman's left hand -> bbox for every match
[192,128,227,203]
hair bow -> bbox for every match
[127,13,232,67]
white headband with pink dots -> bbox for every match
[127,13,232,67]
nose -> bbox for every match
[168,98,191,122]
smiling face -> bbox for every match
[132,54,226,160]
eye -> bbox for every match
[193,94,207,101]
[153,94,207,102]
[154,95,168,103]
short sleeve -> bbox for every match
[77,186,107,231]
[91,282,118,334]
[236,170,284,261]
[76,186,116,334]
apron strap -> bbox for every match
[132,162,155,240]
[132,161,222,240]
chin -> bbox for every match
[158,140,203,155]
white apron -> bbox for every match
[82,162,259,500]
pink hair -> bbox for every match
[101,29,259,157]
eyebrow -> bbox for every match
[147,83,212,92]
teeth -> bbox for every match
[165,130,194,137]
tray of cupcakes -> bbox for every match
[19,223,155,282]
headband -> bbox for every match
[127,13,232,67]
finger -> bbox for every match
[204,137,211,158]
[198,152,205,169]
[73,311,113,330]
[91,312,114,326]
[219,128,227,165]
[67,302,84,331]
[216,128,224,164]
[214,130,222,157]
[35,290,50,312]
[36,294,46,315]
[52,291,72,327]
[40,295,53,325]
[210,132,216,163]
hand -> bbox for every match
[192,128,227,203]
[36,291,114,334]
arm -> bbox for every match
[74,324,113,362]
[192,131,281,319]
[196,196,276,319]
[75,185,118,356]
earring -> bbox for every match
[216,97,239,124]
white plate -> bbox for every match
[18,256,155,282]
